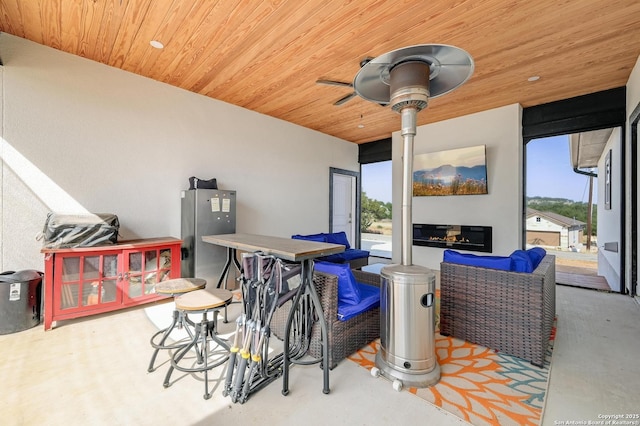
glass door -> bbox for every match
[123,246,173,304]
[56,251,121,312]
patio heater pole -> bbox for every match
[400,106,416,266]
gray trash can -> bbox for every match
[0,270,43,334]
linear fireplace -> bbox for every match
[413,224,493,253]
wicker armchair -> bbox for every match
[439,254,556,367]
[271,269,381,369]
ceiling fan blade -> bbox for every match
[316,79,353,88]
[334,92,357,106]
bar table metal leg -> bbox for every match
[282,259,330,395]
[217,246,242,289]
[217,246,241,323]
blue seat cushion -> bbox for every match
[443,249,512,271]
[337,283,380,321]
[292,233,327,243]
[325,231,351,249]
[319,249,369,263]
[510,249,534,273]
[314,261,361,305]
[527,247,547,269]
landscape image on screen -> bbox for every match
[413,145,488,196]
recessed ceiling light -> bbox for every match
[527,75,540,82]
[150,40,164,49]
[358,124,365,128]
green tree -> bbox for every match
[361,192,392,232]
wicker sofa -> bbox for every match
[439,254,556,367]
[272,269,381,369]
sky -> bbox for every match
[362,161,393,203]
[361,135,598,204]
[526,135,597,203]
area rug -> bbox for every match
[348,311,556,426]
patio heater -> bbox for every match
[353,44,474,390]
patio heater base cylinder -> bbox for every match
[375,264,440,388]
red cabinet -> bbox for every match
[42,237,181,330]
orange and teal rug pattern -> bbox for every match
[348,323,556,426]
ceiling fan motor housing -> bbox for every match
[390,61,431,113]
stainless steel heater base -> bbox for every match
[374,351,441,390]
[373,264,440,390]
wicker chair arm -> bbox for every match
[352,269,382,288]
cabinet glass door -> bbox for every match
[124,247,173,303]
[56,252,120,312]
[60,257,80,310]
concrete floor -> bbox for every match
[0,284,638,426]
[542,285,640,425]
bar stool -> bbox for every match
[147,278,207,373]
[163,288,233,399]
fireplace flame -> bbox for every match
[428,236,470,243]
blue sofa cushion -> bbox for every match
[314,261,361,305]
[292,233,327,243]
[443,249,512,271]
[337,282,380,321]
[527,247,547,269]
[320,249,370,263]
[510,249,534,273]
[444,249,544,273]
[292,232,369,265]
[324,231,351,249]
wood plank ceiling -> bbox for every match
[1,0,640,144]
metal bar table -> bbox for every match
[201,233,344,396]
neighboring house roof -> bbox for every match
[526,208,586,228]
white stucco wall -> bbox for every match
[391,104,523,270]
[597,128,622,292]
[0,34,358,272]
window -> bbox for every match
[361,161,392,259]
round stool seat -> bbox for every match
[175,289,232,311]
[155,278,206,295]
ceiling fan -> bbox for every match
[316,57,378,106]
